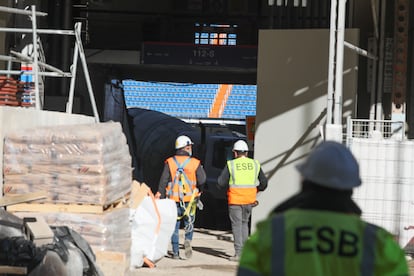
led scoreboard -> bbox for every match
[141,23,257,69]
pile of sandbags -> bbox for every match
[3,121,132,205]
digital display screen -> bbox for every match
[194,23,238,46]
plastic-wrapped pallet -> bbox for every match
[3,121,132,205]
[13,207,131,276]
[14,208,131,253]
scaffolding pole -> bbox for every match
[31,5,41,110]
[326,0,337,125]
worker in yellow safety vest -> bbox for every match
[218,140,268,262]
[237,141,409,276]
[156,135,206,260]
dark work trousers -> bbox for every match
[229,204,253,256]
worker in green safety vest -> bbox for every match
[237,141,409,276]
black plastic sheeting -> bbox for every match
[104,80,200,192]
[127,107,200,192]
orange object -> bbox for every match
[143,257,156,268]
[245,116,256,141]
[209,84,232,118]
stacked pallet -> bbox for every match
[13,208,131,275]
[3,121,132,205]
[0,76,23,106]
[3,121,133,274]
[13,204,131,252]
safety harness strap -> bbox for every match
[177,188,199,221]
[170,156,193,200]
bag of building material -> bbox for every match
[130,192,176,268]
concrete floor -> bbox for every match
[129,228,237,276]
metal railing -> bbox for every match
[346,117,405,142]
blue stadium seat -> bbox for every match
[123,80,254,119]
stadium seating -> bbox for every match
[122,80,256,119]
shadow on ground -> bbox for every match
[166,264,236,272]
[194,229,233,241]
[192,246,231,259]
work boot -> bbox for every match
[228,255,240,262]
[184,240,192,259]
[172,253,180,260]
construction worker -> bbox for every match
[217,140,268,262]
[237,141,409,276]
[156,135,206,260]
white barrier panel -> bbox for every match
[350,139,414,252]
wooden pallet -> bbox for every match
[0,265,27,275]
[0,191,47,207]
[93,248,129,276]
[6,195,129,214]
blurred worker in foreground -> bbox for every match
[218,140,268,262]
[156,135,206,260]
[237,141,409,276]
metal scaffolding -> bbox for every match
[325,0,378,141]
[0,5,100,122]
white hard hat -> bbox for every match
[233,140,249,152]
[295,141,361,190]
[175,135,193,149]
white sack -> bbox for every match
[130,196,177,268]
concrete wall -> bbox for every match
[252,29,359,230]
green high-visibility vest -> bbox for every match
[238,209,409,276]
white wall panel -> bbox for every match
[351,139,414,250]
[253,29,359,230]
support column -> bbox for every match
[391,0,409,137]
[392,0,409,116]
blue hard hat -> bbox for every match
[295,141,361,190]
